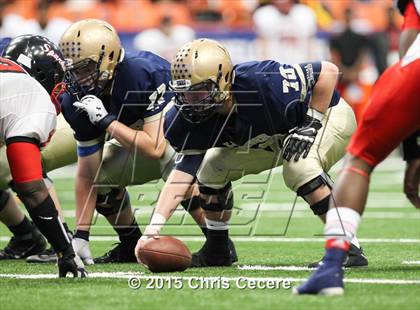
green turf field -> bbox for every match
[0,158,419,309]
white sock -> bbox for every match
[351,236,360,248]
[325,207,361,243]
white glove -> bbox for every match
[72,237,94,265]
[73,95,109,125]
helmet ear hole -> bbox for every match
[36,68,46,82]
[109,51,114,61]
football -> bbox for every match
[137,236,192,273]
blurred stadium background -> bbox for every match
[0,0,403,122]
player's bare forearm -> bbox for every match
[75,175,97,231]
[309,61,339,114]
[154,169,196,220]
[106,119,166,159]
[404,158,420,208]
[75,153,102,231]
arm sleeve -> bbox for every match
[402,130,420,161]
[6,141,43,183]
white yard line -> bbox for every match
[238,265,313,271]
[1,236,419,243]
[48,157,405,180]
[59,209,419,220]
[0,272,419,285]
[402,261,420,265]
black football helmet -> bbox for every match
[3,35,66,95]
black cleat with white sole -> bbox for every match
[26,247,57,263]
[190,238,237,267]
[93,243,137,264]
[0,229,46,260]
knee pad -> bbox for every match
[198,182,233,212]
[96,188,131,217]
[180,196,201,213]
[0,190,11,212]
[309,194,330,216]
[296,172,334,197]
[14,180,49,209]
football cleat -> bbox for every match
[308,244,368,268]
[72,238,94,265]
[0,229,47,260]
[93,243,137,264]
[293,263,344,295]
[26,247,57,263]
[57,247,87,278]
[228,238,238,263]
[190,240,233,268]
[294,248,347,295]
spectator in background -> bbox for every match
[0,0,30,38]
[25,0,71,45]
[133,15,195,60]
[384,6,401,65]
[253,0,318,63]
[330,7,370,122]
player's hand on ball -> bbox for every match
[283,110,323,162]
[135,225,160,264]
[73,95,116,129]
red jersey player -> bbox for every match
[0,35,86,277]
[295,0,420,295]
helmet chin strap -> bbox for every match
[216,95,234,116]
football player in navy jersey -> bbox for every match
[0,37,11,54]
[58,19,225,264]
[136,38,366,268]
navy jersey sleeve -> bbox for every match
[240,60,339,107]
[110,52,172,124]
[163,106,210,154]
[253,61,319,107]
[236,60,339,125]
[0,37,11,56]
[140,51,173,120]
[60,92,105,146]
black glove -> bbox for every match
[283,110,323,162]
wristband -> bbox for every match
[97,114,117,130]
[306,108,325,122]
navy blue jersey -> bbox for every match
[0,37,11,56]
[165,61,340,155]
[61,51,172,154]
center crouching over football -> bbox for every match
[0,0,419,309]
